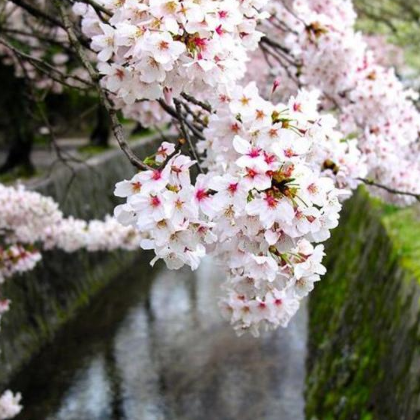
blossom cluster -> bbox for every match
[201,84,360,335]
[114,84,366,335]
[114,141,215,271]
[0,183,140,285]
[263,0,420,204]
[74,0,269,104]
[0,246,41,286]
[364,35,405,71]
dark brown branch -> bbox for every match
[69,0,112,17]
[260,36,299,66]
[174,99,203,173]
[13,49,87,187]
[9,0,63,28]
[180,100,206,128]
[180,92,213,113]
[358,178,420,202]
[158,99,205,141]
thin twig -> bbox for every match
[53,0,151,171]
[180,100,207,128]
[174,99,203,173]
[158,99,205,140]
[9,0,63,28]
[358,178,420,202]
[2,28,73,53]
[13,50,86,197]
[0,36,93,89]
[180,92,213,113]
[69,0,112,17]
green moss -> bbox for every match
[129,127,155,139]
[0,168,41,183]
[382,208,420,279]
[306,189,420,420]
[78,144,112,156]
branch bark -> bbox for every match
[358,178,420,202]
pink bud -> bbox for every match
[163,87,173,104]
[272,78,281,94]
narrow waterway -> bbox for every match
[10,256,307,420]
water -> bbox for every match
[10,256,307,420]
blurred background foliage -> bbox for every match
[355,0,420,73]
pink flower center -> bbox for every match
[293,102,302,112]
[231,123,241,133]
[265,195,278,208]
[264,152,276,165]
[248,148,261,158]
[193,37,207,48]
[150,196,161,208]
[157,146,168,156]
[115,69,125,81]
[246,167,258,179]
[228,183,238,194]
[195,189,208,202]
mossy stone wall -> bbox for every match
[0,135,160,387]
[306,190,420,420]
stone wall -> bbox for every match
[306,190,420,420]
[0,135,160,387]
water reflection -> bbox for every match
[11,256,307,420]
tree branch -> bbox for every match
[53,0,151,171]
[358,178,420,202]
[0,36,93,90]
[180,92,213,113]
[9,0,63,28]
[173,98,203,173]
[69,0,112,17]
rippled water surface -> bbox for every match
[11,256,307,420]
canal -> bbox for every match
[10,255,307,420]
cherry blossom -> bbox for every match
[114,84,365,336]
[263,0,420,205]
[0,183,139,284]
[74,0,269,101]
